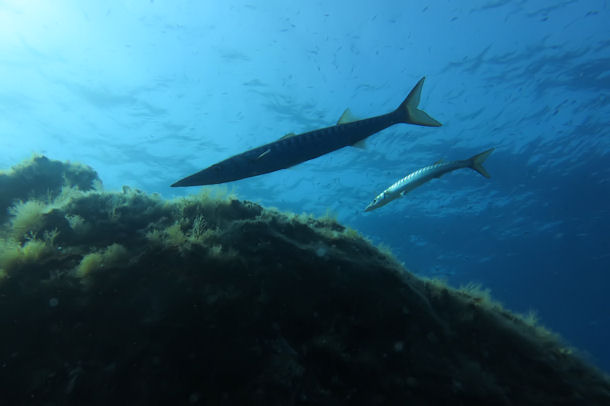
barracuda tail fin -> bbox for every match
[396,77,442,127]
[468,148,495,178]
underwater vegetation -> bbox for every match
[1,156,609,405]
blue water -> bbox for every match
[1,1,609,372]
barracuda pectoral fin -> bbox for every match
[256,149,271,160]
[337,108,358,125]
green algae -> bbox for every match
[0,155,100,225]
[0,156,609,405]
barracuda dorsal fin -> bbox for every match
[337,108,357,125]
[279,132,297,141]
[433,159,444,165]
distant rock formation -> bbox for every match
[1,156,609,405]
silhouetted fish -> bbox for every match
[172,77,441,187]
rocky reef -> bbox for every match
[1,156,609,405]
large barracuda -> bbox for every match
[364,148,495,212]
[171,77,441,187]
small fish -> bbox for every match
[364,148,495,212]
[171,77,441,187]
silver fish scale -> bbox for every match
[388,163,450,193]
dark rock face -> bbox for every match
[1,157,609,405]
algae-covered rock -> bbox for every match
[0,156,609,405]
[0,155,100,224]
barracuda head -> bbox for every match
[365,191,392,212]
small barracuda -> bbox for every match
[364,148,495,212]
[171,77,441,187]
